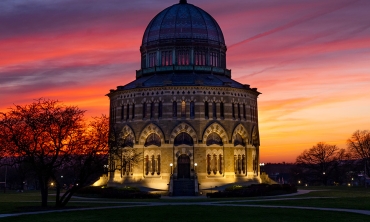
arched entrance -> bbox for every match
[177,154,190,179]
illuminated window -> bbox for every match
[161,51,173,66]
[149,52,156,67]
[181,101,186,118]
[177,49,190,65]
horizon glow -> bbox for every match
[1,0,370,163]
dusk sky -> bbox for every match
[1,0,369,163]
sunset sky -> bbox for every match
[1,0,369,163]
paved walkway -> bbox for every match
[1,190,370,218]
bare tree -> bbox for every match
[108,125,141,178]
[0,99,108,207]
[295,142,347,185]
[347,130,370,177]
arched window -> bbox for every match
[190,101,195,118]
[172,101,177,118]
[144,133,161,147]
[204,101,209,119]
[142,102,147,119]
[158,101,163,118]
[123,135,134,148]
[234,134,245,146]
[174,132,194,146]
[206,132,223,146]
[150,102,155,119]
[181,101,186,118]
[220,102,224,119]
[212,102,217,119]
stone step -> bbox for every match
[173,179,195,196]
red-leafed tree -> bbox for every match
[0,99,108,207]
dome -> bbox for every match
[142,0,225,47]
[138,0,229,79]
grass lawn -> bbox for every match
[1,187,370,221]
[1,205,369,222]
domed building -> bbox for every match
[107,0,261,195]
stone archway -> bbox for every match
[177,154,190,179]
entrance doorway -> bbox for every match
[177,154,190,178]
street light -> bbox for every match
[170,163,173,175]
[194,163,197,174]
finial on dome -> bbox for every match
[179,0,187,4]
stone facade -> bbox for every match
[107,1,261,193]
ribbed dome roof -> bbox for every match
[142,1,225,46]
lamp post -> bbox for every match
[170,163,173,175]
[194,163,197,175]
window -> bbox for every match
[144,133,161,147]
[150,102,155,119]
[210,51,219,67]
[143,102,147,119]
[149,52,156,67]
[212,102,217,119]
[190,101,195,118]
[121,105,124,120]
[238,103,241,119]
[232,103,235,119]
[145,155,161,176]
[126,104,130,120]
[195,49,206,65]
[220,102,224,119]
[172,101,177,118]
[181,101,186,118]
[161,51,172,66]
[177,49,190,65]
[142,55,146,68]
[158,101,163,118]
[132,103,135,119]
[204,101,209,119]
[243,104,246,119]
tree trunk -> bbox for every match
[40,183,48,207]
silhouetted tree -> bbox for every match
[295,142,347,185]
[0,99,108,207]
[347,130,370,177]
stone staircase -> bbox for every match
[172,179,195,196]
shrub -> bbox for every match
[75,186,161,199]
[207,184,297,198]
